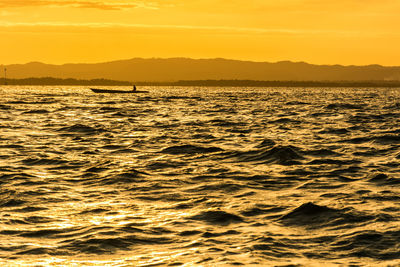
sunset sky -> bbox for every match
[1,0,400,65]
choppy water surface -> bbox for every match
[1,86,400,266]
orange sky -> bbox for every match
[0,0,399,65]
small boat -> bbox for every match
[90,88,149,94]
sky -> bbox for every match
[0,0,400,65]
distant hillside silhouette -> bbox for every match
[3,77,400,87]
[170,80,400,87]
[3,77,131,86]
[1,58,400,82]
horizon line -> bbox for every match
[1,57,398,68]
[3,77,400,86]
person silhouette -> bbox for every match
[133,85,137,91]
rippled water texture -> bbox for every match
[1,86,400,266]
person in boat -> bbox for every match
[133,85,137,92]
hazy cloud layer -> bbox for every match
[0,21,326,33]
[0,0,159,10]
[0,21,382,38]
[169,0,400,15]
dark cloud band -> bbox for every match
[0,0,157,10]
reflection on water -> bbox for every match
[1,86,400,266]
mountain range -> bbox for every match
[1,58,400,82]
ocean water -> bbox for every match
[1,85,400,266]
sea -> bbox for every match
[0,86,400,266]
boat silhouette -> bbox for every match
[90,88,148,93]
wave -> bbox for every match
[79,208,110,215]
[100,145,130,150]
[228,144,304,165]
[23,109,49,114]
[255,139,276,148]
[325,103,366,110]
[318,128,350,135]
[59,234,173,254]
[163,96,203,101]
[185,182,243,193]
[368,173,400,185]
[12,206,49,213]
[19,229,68,238]
[0,198,26,207]
[240,205,285,217]
[146,160,183,170]
[58,124,106,134]
[189,210,244,225]
[0,144,25,149]
[269,117,301,124]
[96,168,148,185]
[332,230,400,260]
[307,159,361,165]
[340,133,400,145]
[16,247,54,256]
[372,134,400,144]
[21,157,70,166]
[304,148,342,157]
[279,202,374,228]
[0,104,12,110]
[160,144,223,155]
[98,107,120,112]
[348,114,386,123]
[208,119,246,127]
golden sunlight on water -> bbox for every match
[0,86,400,266]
